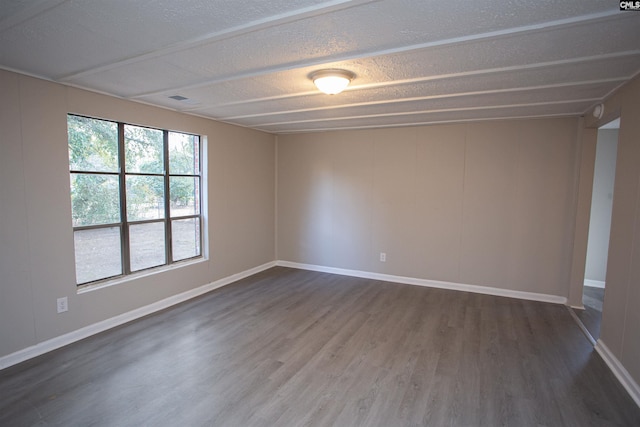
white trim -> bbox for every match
[77,257,208,294]
[584,279,606,288]
[276,261,567,305]
[0,261,276,371]
[595,340,640,408]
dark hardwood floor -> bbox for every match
[1,267,638,426]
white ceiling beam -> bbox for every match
[127,9,624,99]
[250,99,600,128]
[267,112,583,134]
[0,0,70,33]
[213,78,626,121]
[193,50,639,110]
[57,0,380,82]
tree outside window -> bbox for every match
[68,115,202,285]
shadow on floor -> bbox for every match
[572,285,605,340]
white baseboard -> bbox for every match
[584,279,606,289]
[276,260,567,305]
[595,340,640,408]
[0,261,276,371]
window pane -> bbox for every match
[129,222,166,271]
[74,227,122,284]
[68,115,118,172]
[125,125,163,173]
[172,218,201,261]
[170,177,199,217]
[169,132,199,175]
[70,173,120,226]
[126,175,165,221]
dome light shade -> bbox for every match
[310,69,355,95]
[592,103,605,119]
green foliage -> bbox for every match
[70,174,120,226]
[68,116,120,226]
[68,115,200,226]
[68,115,118,172]
[169,133,199,209]
[126,175,165,221]
[169,133,199,175]
[125,125,163,174]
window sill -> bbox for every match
[77,257,208,294]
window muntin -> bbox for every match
[68,114,203,285]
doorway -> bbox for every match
[575,118,619,340]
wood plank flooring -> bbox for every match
[1,267,638,426]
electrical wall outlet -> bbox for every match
[380,252,386,262]
[57,297,68,313]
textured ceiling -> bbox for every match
[1,0,639,134]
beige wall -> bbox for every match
[3,65,640,394]
[278,118,579,297]
[587,74,640,386]
[0,70,276,359]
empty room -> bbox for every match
[2,1,640,426]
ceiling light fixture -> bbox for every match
[592,103,605,120]
[310,69,355,95]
